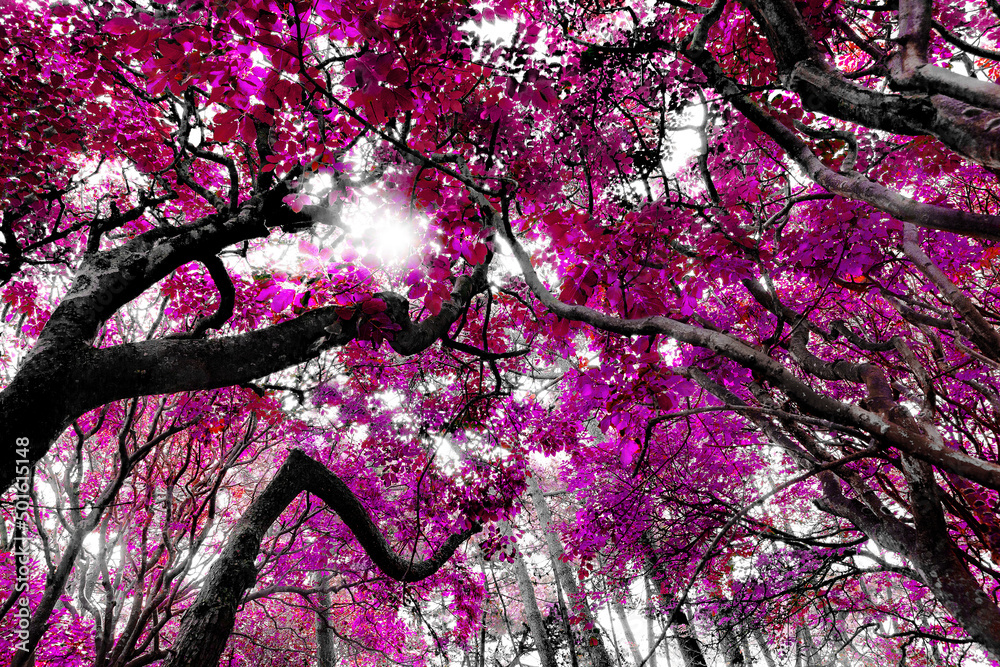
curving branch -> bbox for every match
[0,166,493,494]
[686,45,1000,239]
[377,247,491,355]
[479,188,1000,494]
[164,450,481,667]
[0,261,488,494]
[932,21,1000,62]
[901,222,1000,360]
[167,255,237,340]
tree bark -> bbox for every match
[526,474,613,667]
[313,572,339,667]
[163,450,480,667]
[505,522,559,667]
[612,598,644,666]
[638,534,708,667]
[0,200,490,495]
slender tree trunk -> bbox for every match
[612,599,644,666]
[740,633,753,667]
[670,608,708,667]
[527,474,613,667]
[605,597,623,665]
[479,613,487,667]
[555,565,580,667]
[505,523,558,667]
[719,623,745,666]
[645,578,657,667]
[638,533,707,667]
[714,597,744,667]
[751,625,776,667]
[313,573,338,667]
[798,624,820,667]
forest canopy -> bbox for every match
[4,0,1000,664]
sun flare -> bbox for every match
[345,203,421,266]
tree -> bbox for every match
[6,0,1000,662]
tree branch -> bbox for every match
[167,255,237,340]
[484,193,1000,492]
[164,450,481,667]
[901,222,1000,360]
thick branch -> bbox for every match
[487,202,1000,491]
[1,257,484,494]
[164,450,481,667]
[901,222,1000,359]
[167,255,237,340]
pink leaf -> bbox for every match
[461,242,489,265]
[105,17,138,34]
[282,193,314,213]
[620,440,640,468]
[271,288,295,312]
[380,13,408,28]
[256,284,280,302]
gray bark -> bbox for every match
[612,598,644,666]
[645,578,657,667]
[527,474,613,667]
[504,522,558,667]
[313,573,339,667]
[751,626,776,667]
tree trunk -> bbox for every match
[719,622,745,666]
[527,474,613,667]
[505,523,558,667]
[751,625,776,667]
[313,572,339,667]
[638,533,708,667]
[714,596,744,667]
[797,624,820,667]
[645,578,657,667]
[670,608,708,667]
[612,598,644,666]
[740,633,753,667]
